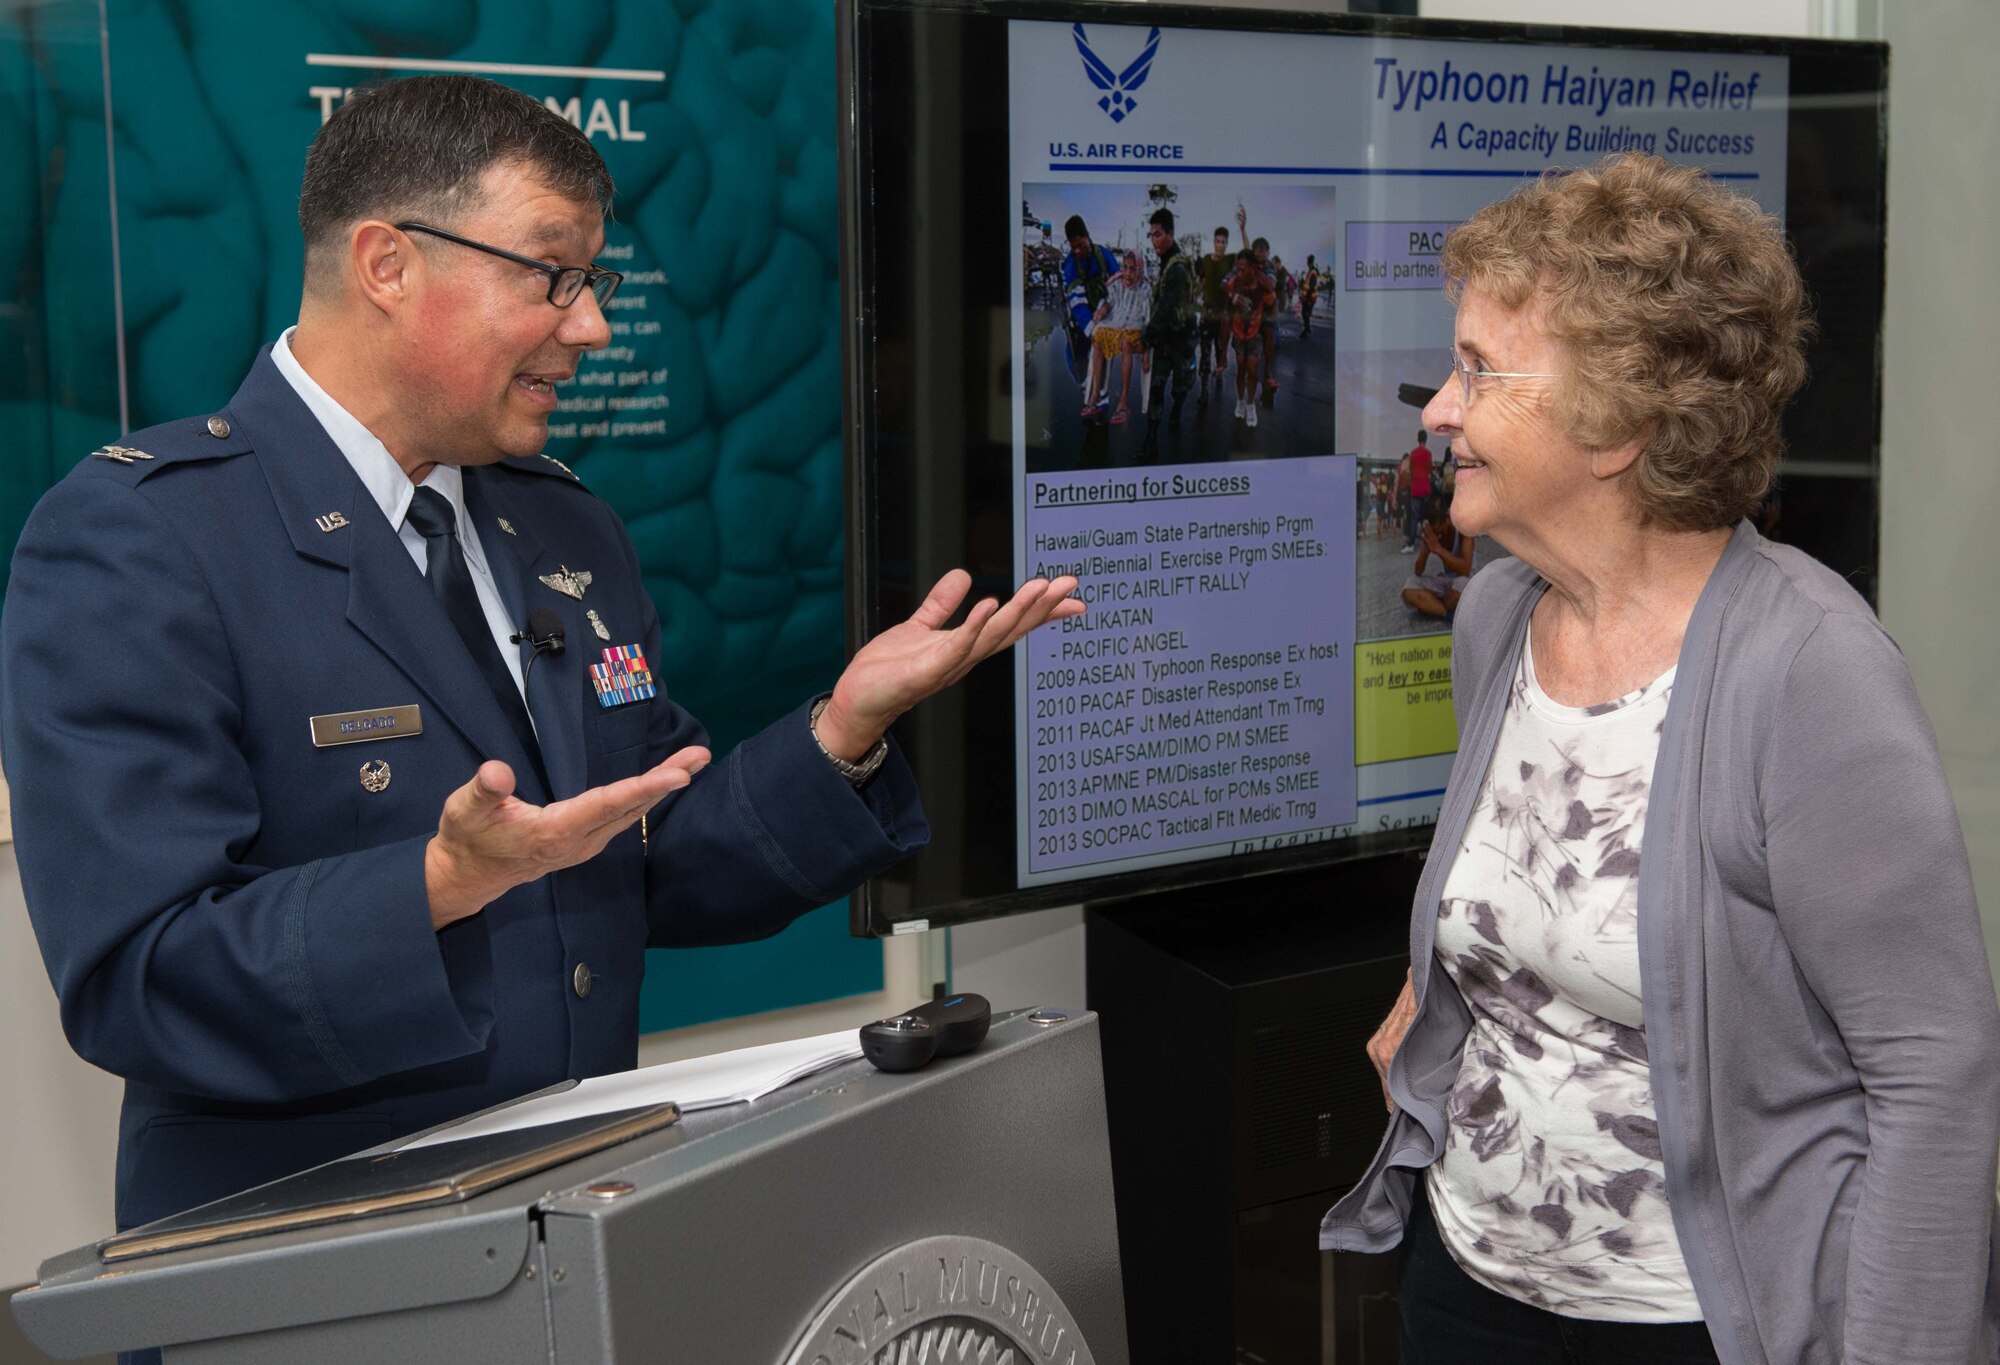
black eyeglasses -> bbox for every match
[395,222,623,309]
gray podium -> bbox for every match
[12,1009,1128,1364]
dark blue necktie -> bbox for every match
[405,487,546,788]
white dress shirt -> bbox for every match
[270,329,529,704]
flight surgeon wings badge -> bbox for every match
[538,565,592,600]
[1073,24,1160,123]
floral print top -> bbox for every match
[1426,633,1698,1322]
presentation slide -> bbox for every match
[1005,21,1788,889]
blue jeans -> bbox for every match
[1399,1187,1721,1365]
[1402,496,1422,547]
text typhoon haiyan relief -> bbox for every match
[1372,57,1766,161]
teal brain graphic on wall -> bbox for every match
[1,0,880,1027]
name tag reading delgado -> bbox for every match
[309,704,425,748]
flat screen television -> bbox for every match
[839,0,1886,934]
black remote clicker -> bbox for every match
[859,993,993,1073]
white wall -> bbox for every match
[1874,1,2000,992]
[1,840,124,1288]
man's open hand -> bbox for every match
[813,570,1084,761]
[424,747,710,929]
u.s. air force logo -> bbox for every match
[1073,23,1160,124]
[785,1235,1097,1365]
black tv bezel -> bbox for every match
[839,0,1888,936]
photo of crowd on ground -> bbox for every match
[1339,346,1507,640]
[1020,183,1336,473]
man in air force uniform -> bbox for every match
[0,75,1080,1236]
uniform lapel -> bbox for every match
[232,354,541,783]
[467,470,588,801]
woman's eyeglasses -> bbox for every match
[1445,349,1557,404]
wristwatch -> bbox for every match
[810,696,889,786]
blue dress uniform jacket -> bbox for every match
[1,352,929,1232]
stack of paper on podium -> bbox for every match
[401,1028,863,1151]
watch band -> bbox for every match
[810,696,888,786]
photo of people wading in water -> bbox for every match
[1021,183,1337,474]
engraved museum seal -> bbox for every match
[784,1234,1098,1365]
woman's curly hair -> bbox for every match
[1442,153,1812,531]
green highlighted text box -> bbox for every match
[1355,633,1457,765]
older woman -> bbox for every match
[1321,154,2000,1365]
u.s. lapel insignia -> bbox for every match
[539,564,593,600]
[586,609,612,641]
[91,444,154,465]
[358,759,392,792]
[497,518,517,536]
[315,511,350,533]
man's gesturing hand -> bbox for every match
[813,570,1084,762]
[424,747,710,930]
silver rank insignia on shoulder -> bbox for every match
[315,511,350,533]
[91,444,154,465]
[586,609,611,641]
[539,454,577,479]
[539,564,592,600]
[497,518,517,536]
[358,759,392,792]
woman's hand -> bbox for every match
[1367,969,1417,1111]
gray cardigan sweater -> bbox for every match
[1322,522,2000,1365]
